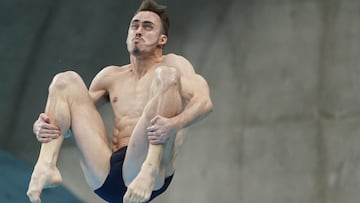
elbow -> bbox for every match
[204,99,214,114]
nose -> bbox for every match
[135,26,143,36]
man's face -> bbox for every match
[126,11,167,56]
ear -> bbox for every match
[159,34,168,45]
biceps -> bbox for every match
[89,89,107,104]
[181,74,210,101]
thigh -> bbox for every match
[67,83,112,190]
[122,66,182,182]
[122,112,151,181]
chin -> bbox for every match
[131,48,142,56]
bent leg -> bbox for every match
[27,71,111,203]
[123,67,182,202]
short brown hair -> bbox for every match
[136,0,170,36]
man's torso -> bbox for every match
[104,54,182,151]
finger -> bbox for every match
[146,125,158,132]
[146,126,154,132]
[37,133,50,140]
[39,124,60,132]
[150,140,162,145]
[148,136,161,144]
[37,129,60,138]
[38,138,52,143]
[39,113,50,123]
[149,137,162,145]
[41,122,60,130]
[48,130,61,137]
[38,129,60,138]
[37,133,53,140]
[148,131,164,139]
[48,133,60,139]
[39,132,60,139]
[40,128,60,134]
[147,131,158,136]
[39,127,60,133]
[150,115,160,124]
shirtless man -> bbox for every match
[26,0,213,202]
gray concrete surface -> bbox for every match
[1,0,360,203]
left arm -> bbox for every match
[172,73,213,129]
[147,54,213,143]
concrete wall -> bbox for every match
[1,0,360,202]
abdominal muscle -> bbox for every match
[111,115,140,152]
[107,65,155,152]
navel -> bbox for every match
[112,96,118,103]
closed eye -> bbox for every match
[130,23,139,30]
[142,22,154,30]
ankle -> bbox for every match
[141,162,159,177]
[35,159,57,169]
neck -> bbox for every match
[130,49,163,77]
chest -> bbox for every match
[108,75,153,114]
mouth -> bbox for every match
[133,37,143,43]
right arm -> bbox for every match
[33,113,61,143]
[34,66,116,142]
[89,66,116,106]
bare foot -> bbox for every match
[27,163,62,203]
[123,164,159,203]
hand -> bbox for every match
[33,113,61,143]
[146,115,179,145]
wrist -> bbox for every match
[170,116,183,131]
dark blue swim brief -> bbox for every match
[94,146,174,203]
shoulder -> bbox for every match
[94,64,130,80]
[162,53,195,74]
[163,53,189,63]
[91,64,130,87]
[97,64,130,76]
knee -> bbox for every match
[49,71,84,91]
[153,66,180,88]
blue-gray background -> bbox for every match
[1,0,360,202]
